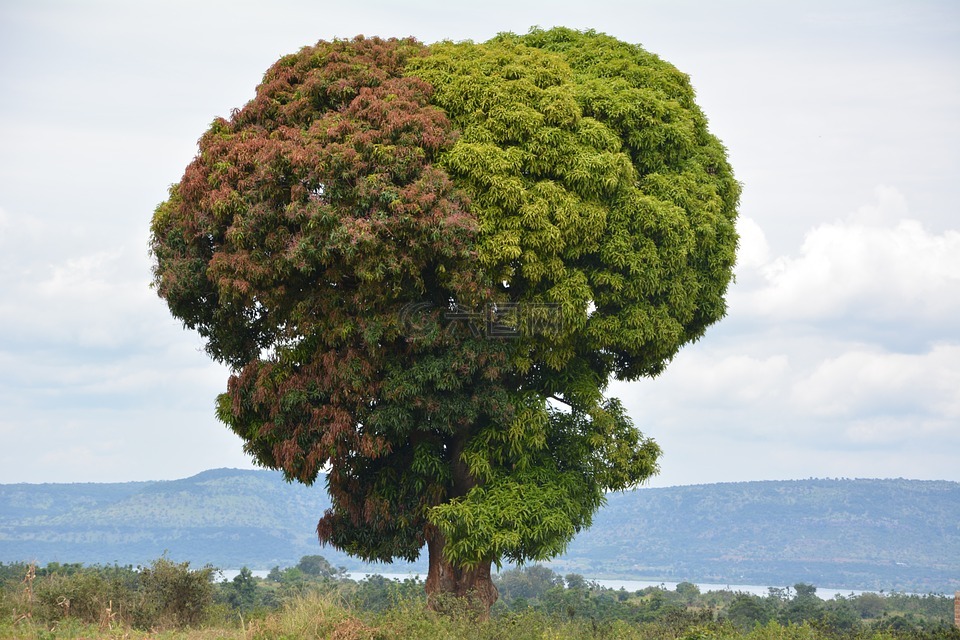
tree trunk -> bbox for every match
[424,529,498,619]
[422,431,497,618]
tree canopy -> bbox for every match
[150,27,738,609]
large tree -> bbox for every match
[150,27,739,614]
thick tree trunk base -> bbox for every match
[424,533,498,620]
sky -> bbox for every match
[0,0,957,487]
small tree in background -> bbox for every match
[780,582,824,625]
[136,557,214,628]
[296,555,345,580]
[221,566,258,613]
[151,27,738,616]
[495,565,564,603]
[676,581,701,604]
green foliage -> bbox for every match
[1,559,958,639]
[4,558,214,631]
[295,554,345,580]
[349,574,426,613]
[149,27,738,590]
[33,569,114,624]
[677,581,702,603]
[566,573,589,590]
[412,29,738,379]
[132,557,215,628]
[219,566,259,613]
[727,593,773,630]
[495,564,563,603]
[779,583,823,626]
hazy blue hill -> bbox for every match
[0,480,154,521]
[0,469,352,570]
[564,478,960,593]
[1,471,957,592]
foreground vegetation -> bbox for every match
[1,557,957,639]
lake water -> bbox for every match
[587,578,870,600]
[218,569,875,600]
[218,569,873,600]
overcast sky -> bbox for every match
[1,1,957,487]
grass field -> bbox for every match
[2,590,953,640]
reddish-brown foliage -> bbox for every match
[151,37,510,562]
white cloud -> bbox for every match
[791,343,960,420]
[735,217,771,271]
[0,243,161,349]
[733,187,960,326]
[38,251,120,297]
[1,404,255,484]
[0,205,46,252]
[0,330,244,483]
[642,350,791,409]
[616,302,959,484]
[848,185,909,226]
[37,444,100,470]
[843,415,959,447]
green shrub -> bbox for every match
[33,570,116,624]
[134,557,215,629]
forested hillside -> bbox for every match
[0,469,343,570]
[562,478,960,593]
[1,470,957,593]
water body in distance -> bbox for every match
[335,572,877,600]
[216,569,879,599]
[218,569,880,599]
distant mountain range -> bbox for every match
[1,469,957,593]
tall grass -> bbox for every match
[2,577,954,640]
[0,592,940,640]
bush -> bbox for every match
[349,574,425,613]
[135,556,215,629]
[33,568,127,626]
